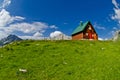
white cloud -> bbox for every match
[0,21,57,39]
[112,0,119,9]
[94,23,106,30]
[110,30,115,36]
[18,35,45,40]
[50,31,71,40]
[111,0,120,24]
[50,25,58,29]
[0,0,58,40]
[8,22,48,34]
[50,31,62,38]
[98,37,104,41]
[1,0,11,8]
[98,37,108,41]
[0,30,8,39]
[0,26,14,39]
[12,16,25,21]
[111,8,120,22]
[33,32,43,37]
[113,27,117,30]
[0,9,25,27]
[63,23,68,25]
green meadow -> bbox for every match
[0,40,120,80]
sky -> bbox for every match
[0,0,120,40]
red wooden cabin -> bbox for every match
[72,21,98,40]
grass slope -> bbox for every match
[0,40,120,80]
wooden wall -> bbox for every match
[72,33,83,40]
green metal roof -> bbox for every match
[72,21,90,35]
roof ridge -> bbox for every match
[72,21,90,35]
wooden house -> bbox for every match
[72,21,98,40]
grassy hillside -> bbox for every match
[0,40,120,80]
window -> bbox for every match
[86,33,88,36]
[88,26,92,30]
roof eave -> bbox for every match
[72,31,83,36]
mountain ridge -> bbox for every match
[0,34,22,46]
[113,30,120,41]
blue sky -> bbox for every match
[0,0,120,39]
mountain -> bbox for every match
[113,30,120,41]
[0,35,22,46]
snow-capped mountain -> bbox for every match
[113,30,120,41]
[0,35,22,46]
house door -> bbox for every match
[88,31,93,39]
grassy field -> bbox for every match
[0,40,120,80]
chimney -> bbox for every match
[80,21,83,26]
